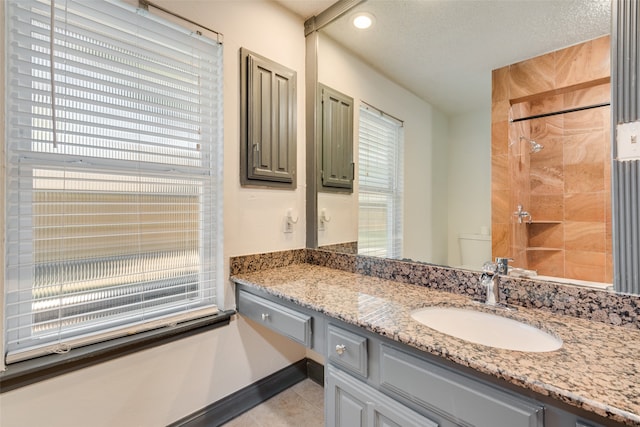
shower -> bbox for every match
[518,136,544,153]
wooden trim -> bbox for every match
[0,311,234,393]
[306,358,324,386]
[169,358,324,427]
[303,0,365,36]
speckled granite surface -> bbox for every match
[231,262,640,426]
[231,249,640,329]
[318,241,358,254]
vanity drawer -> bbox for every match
[327,324,368,378]
[238,290,311,347]
[379,344,544,427]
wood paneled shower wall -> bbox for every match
[491,35,612,283]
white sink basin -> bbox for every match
[411,306,562,352]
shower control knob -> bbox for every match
[335,344,346,355]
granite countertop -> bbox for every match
[231,263,640,426]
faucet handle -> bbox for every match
[495,257,513,275]
[481,261,498,275]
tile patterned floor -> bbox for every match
[222,379,324,427]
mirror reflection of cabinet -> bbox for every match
[240,48,296,188]
[318,84,354,192]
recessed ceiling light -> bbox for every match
[352,13,374,30]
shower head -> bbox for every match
[519,136,544,153]
[528,139,544,153]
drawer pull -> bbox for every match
[335,344,346,355]
[261,313,270,321]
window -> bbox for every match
[4,0,223,364]
[358,104,403,258]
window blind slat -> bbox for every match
[8,122,207,151]
[358,106,403,259]
[10,17,214,97]
[64,0,219,56]
[8,77,210,119]
[5,0,223,364]
[8,55,214,119]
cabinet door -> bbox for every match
[320,84,354,191]
[326,366,369,427]
[241,48,296,188]
[371,388,439,427]
[379,345,544,427]
[326,365,438,427]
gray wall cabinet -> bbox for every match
[234,284,610,427]
[318,84,354,192]
[240,48,296,188]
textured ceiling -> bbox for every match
[273,0,336,19]
[275,0,611,115]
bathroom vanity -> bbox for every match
[231,261,640,427]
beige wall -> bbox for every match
[0,1,308,425]
[447,108,492,267]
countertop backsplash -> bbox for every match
[230,249,640,330]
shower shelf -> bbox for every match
[527,221,562,224]
[526,247,562,251]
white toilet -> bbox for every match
[458,233,491,270]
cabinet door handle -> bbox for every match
[335,344,346,355]
[261,313,270,321]
[253,143,260,168]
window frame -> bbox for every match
[2,0,226,374]
[0,311,234,393]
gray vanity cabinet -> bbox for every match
[326,365,437,427]
[234,284,611,427]
[378,344,543,427]
[325,322,541,427]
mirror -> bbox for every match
[310,0,615,290]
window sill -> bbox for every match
[0,310,235,393]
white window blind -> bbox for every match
[5,0,223,363]
[358,104,403,258]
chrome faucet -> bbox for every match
[480,261,499,306]
[495,257,513,276]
